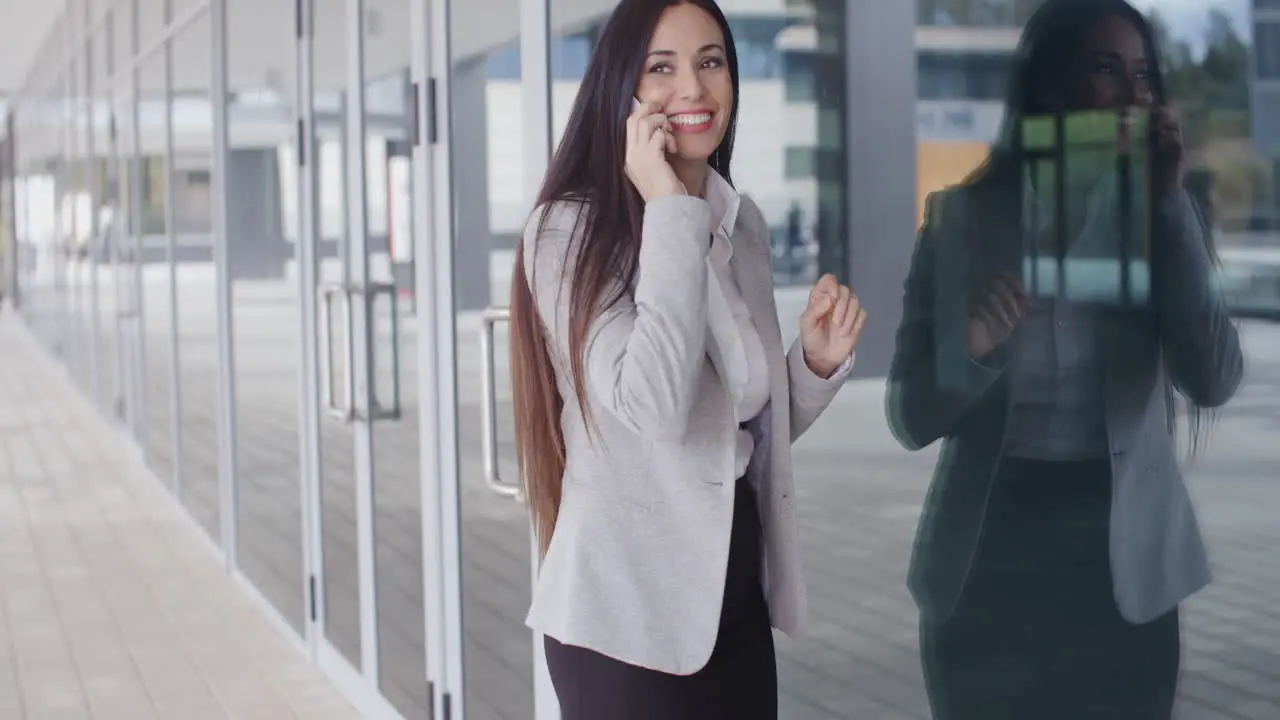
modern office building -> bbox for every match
[0,1,1275,720]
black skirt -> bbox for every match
[544,476,777,720]
[920,457,1182,720]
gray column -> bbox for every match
[451,55,493,311]
[842,0,918,378]
[225,147,288,280]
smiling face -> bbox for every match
[635,2,734,165]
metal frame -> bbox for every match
[65,5,87,397]
[344,0,380,684]
[209,0,239,568]
[85,0,104,417]
[302,0,374,700]
[419,0,464,714]
[479,306,519,498]
[116,0,135,430]
[303,2,426,717]
[112,1,210,88]
[126,0,150,450]
[162,0,185,500]
[101,5,120,417]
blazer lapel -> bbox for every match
[728,205,789,403]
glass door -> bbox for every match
[361,0,430,715]
[306,0,370,694]
[436,0,559,716]
[302,0,445,716]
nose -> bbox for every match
[675,64,707,101]
[1122,72,1153,108]
[1131,77,1153,107]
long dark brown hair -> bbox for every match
[509,0,740,555]
[967,0,1218,455]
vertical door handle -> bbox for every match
[480,306,521,500]
[318,283,355,421]
[365,281,402,421]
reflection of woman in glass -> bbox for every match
[886,0,1243,717]
[507,1,864,717]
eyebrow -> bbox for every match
[1091,50,1147,64]
[646,43,725,58]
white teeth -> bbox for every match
[671,113,711,125]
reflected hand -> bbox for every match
[967,275,1030,360]
[800,273,866,378]
[1149,106,1184,198]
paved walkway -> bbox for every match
[0,315,360,720]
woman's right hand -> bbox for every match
[968,275,1030,360]
[625,102,686,202]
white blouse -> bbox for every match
[704,173,775,479]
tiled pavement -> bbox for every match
[0,313,360,720]
[16,278,1280,720]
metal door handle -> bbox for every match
[480,306,521,500]
[319,283,355,421]
[365,282,402,421]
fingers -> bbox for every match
[843,303,867,340]
[805,278,864,341]
[801,292,833,330]
[812,273,839,299]
[804,275,838,319]
[836,294,866,339]
[631,100,661,120]
[635,112,673,155]
[1149,106,1182,148]
[991,276,1027,324]
[647,126,667,155]
[832,284,853,330]
[976,277,1028,332]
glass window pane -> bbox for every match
[907,3,1280,718]
[226,0,307,637]
[169,9,220,543]
[130,24,177,499]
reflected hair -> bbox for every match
[507,0,740,555]
[965,0,1218,457]
[971,0,1166,184]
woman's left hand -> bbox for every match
[1150,105,1184,198]
[800,273,866,378]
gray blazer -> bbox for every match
[886,180,1244,625]
[522,194,847,674]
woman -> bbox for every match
[886,0,1243,717]
[508,1,865,717]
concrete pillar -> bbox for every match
[840,0,918,377]
[814,0,848,283]
[225,147,288,280]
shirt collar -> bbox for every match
[704,169,741,237]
